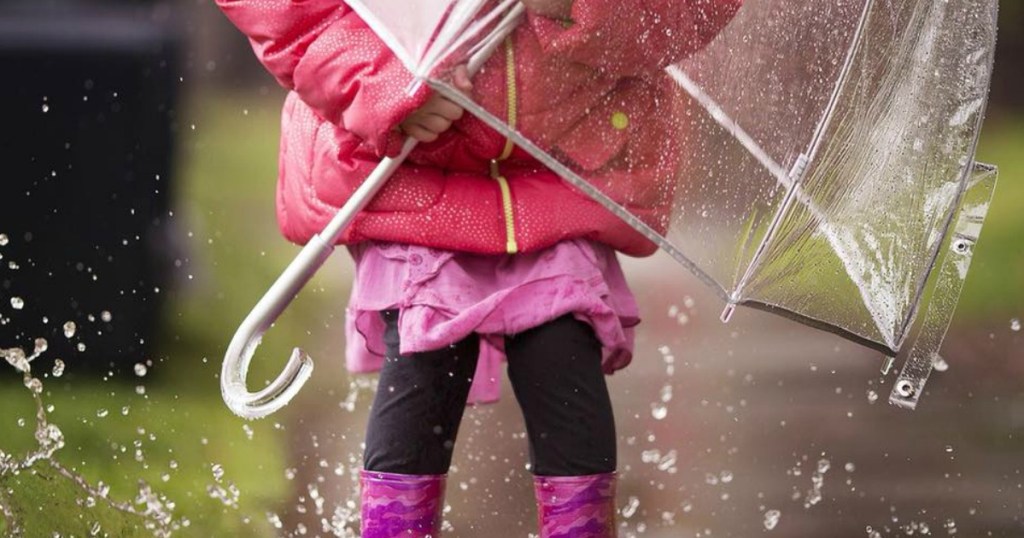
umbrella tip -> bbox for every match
[720,304,736,323]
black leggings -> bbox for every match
[363,310,616,476]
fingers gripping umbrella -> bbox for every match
[220,0,526,419]
[222,0,999,417]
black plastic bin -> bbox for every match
[0,6,181,374]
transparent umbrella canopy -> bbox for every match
[225,0,999,414]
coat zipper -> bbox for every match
[490,37,519,254]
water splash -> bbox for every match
[338,377,377,413]
[0,344,180,536]
[803,458,831,509]
[621,496,640,519]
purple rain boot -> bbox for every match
[360,470,446,538]
[533,473,617,538]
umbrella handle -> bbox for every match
[221,138,418,420]
[220,4,526,419]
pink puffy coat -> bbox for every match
[216,0,743,257]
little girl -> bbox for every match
[216,1,741,536]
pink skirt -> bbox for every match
[344,239,640,404]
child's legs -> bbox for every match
[505,315,617,476]
[363,310,480,475]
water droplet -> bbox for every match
[651,404,668,420]
[135,385,146,395]
[763,509,781,530]
[242,424,254,440]
[844,462,856,473]
[866,390,879,404]
[211,463,225,482]
[76,343,86,352]
[3,347,30,373]
[52,359,65,377]
[621,496,640,518]
[41,103,50,113]
[1011,318,1021,332]
[720,470,734,483]
[945,445,954,453]
[10,297,24,310]
[100,311,112,323]
[817,459,831,473]
[0,233,8,246]
[659,448,675,469]
[96,409,109,418]
[34,338,48,355]
[63,321,77,338]
[24,377,43,394]
[932,355,949,372]
[134,363,148,377]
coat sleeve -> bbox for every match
[215,0,428,156]
[527,0,744,76]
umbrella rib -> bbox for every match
[666,66,792,189]
[419,0,521,79]
[667,0,898,350]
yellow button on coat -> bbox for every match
[610,112,629,130]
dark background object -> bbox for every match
[0,3,181,374]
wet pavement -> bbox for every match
[282,253,1024,537]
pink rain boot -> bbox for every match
[360,470,445,538]
[533,473,617,537]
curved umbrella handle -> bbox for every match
[221,139,418,419]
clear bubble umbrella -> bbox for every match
[223,0,1000,416]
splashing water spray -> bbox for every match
[0,342,181,537]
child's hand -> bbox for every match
[400,65,473,143]
[520,0,573,19]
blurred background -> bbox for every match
[0,1,1021,536]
